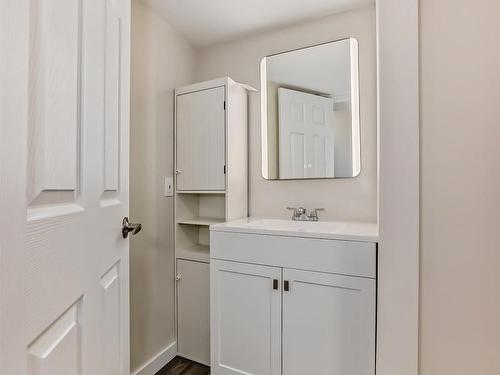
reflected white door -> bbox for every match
[1,0,131,374]
[278,88,335,179]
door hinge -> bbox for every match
[223,100,226,110]
[223,165,226,174]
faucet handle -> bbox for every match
[286,206,305,220]
[308,208,324,221]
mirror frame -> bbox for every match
[260,38,361,180]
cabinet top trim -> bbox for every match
[175,76,257,96]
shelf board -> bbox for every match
[176,244,210,263]
[177,217,224,226]
[176,190,225,195]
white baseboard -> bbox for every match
[132,341,177,375]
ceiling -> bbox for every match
[140,0,374,48]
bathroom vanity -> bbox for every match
[210,218,378,375]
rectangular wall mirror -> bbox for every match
[261,38,361,180]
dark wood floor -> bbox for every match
[156,356,210,375]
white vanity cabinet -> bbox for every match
[210,219,378,375]
[174,78,252,365]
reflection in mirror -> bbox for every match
[261,38,360,180]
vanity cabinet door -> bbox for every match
[176,86,226,191]
[282,269,376,375]
[211,260,282,375]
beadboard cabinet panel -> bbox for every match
[176,86,226,191]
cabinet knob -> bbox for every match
[175,274,181,281]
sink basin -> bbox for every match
[210,218,378,242]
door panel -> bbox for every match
[176,87,225,191]
[28,302,81,375]
[278,87,335,178]
[177,259,211,365]
[25,0,131,374]
[211,260,281,375]
[282,269,376,375]
[100,263,122,375]
[104,0,121,192]
[289,133,305,178]
[27,0,80,204]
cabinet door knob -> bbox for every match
[175,274,181,281]
[284,280,290,292]
[273,279,279,290]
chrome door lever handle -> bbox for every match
[122,217,142,239]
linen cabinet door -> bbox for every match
[177,259,211,365]
[282,269,376,375]
[211,260,281,375]
[176,86,226,191]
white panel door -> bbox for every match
[211,260,281,375]
[282,269,376,375]
[176,87,226,191]
[278,88,335,179]
[1,0,132,374]
[177,259,211,365]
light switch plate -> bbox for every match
[164,176,173,197]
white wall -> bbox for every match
[420,0,500,373]
[196,6,377,222]
[130,0,196,371]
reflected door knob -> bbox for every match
[122,217,142,238]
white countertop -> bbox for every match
[210,218,378,242]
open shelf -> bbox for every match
[176,244,210,263]
[175,186,227,265]
[176,220,212,264]
[177,217,224,226]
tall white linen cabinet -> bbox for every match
[174,77,252,365]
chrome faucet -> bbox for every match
[286,207,324,222]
